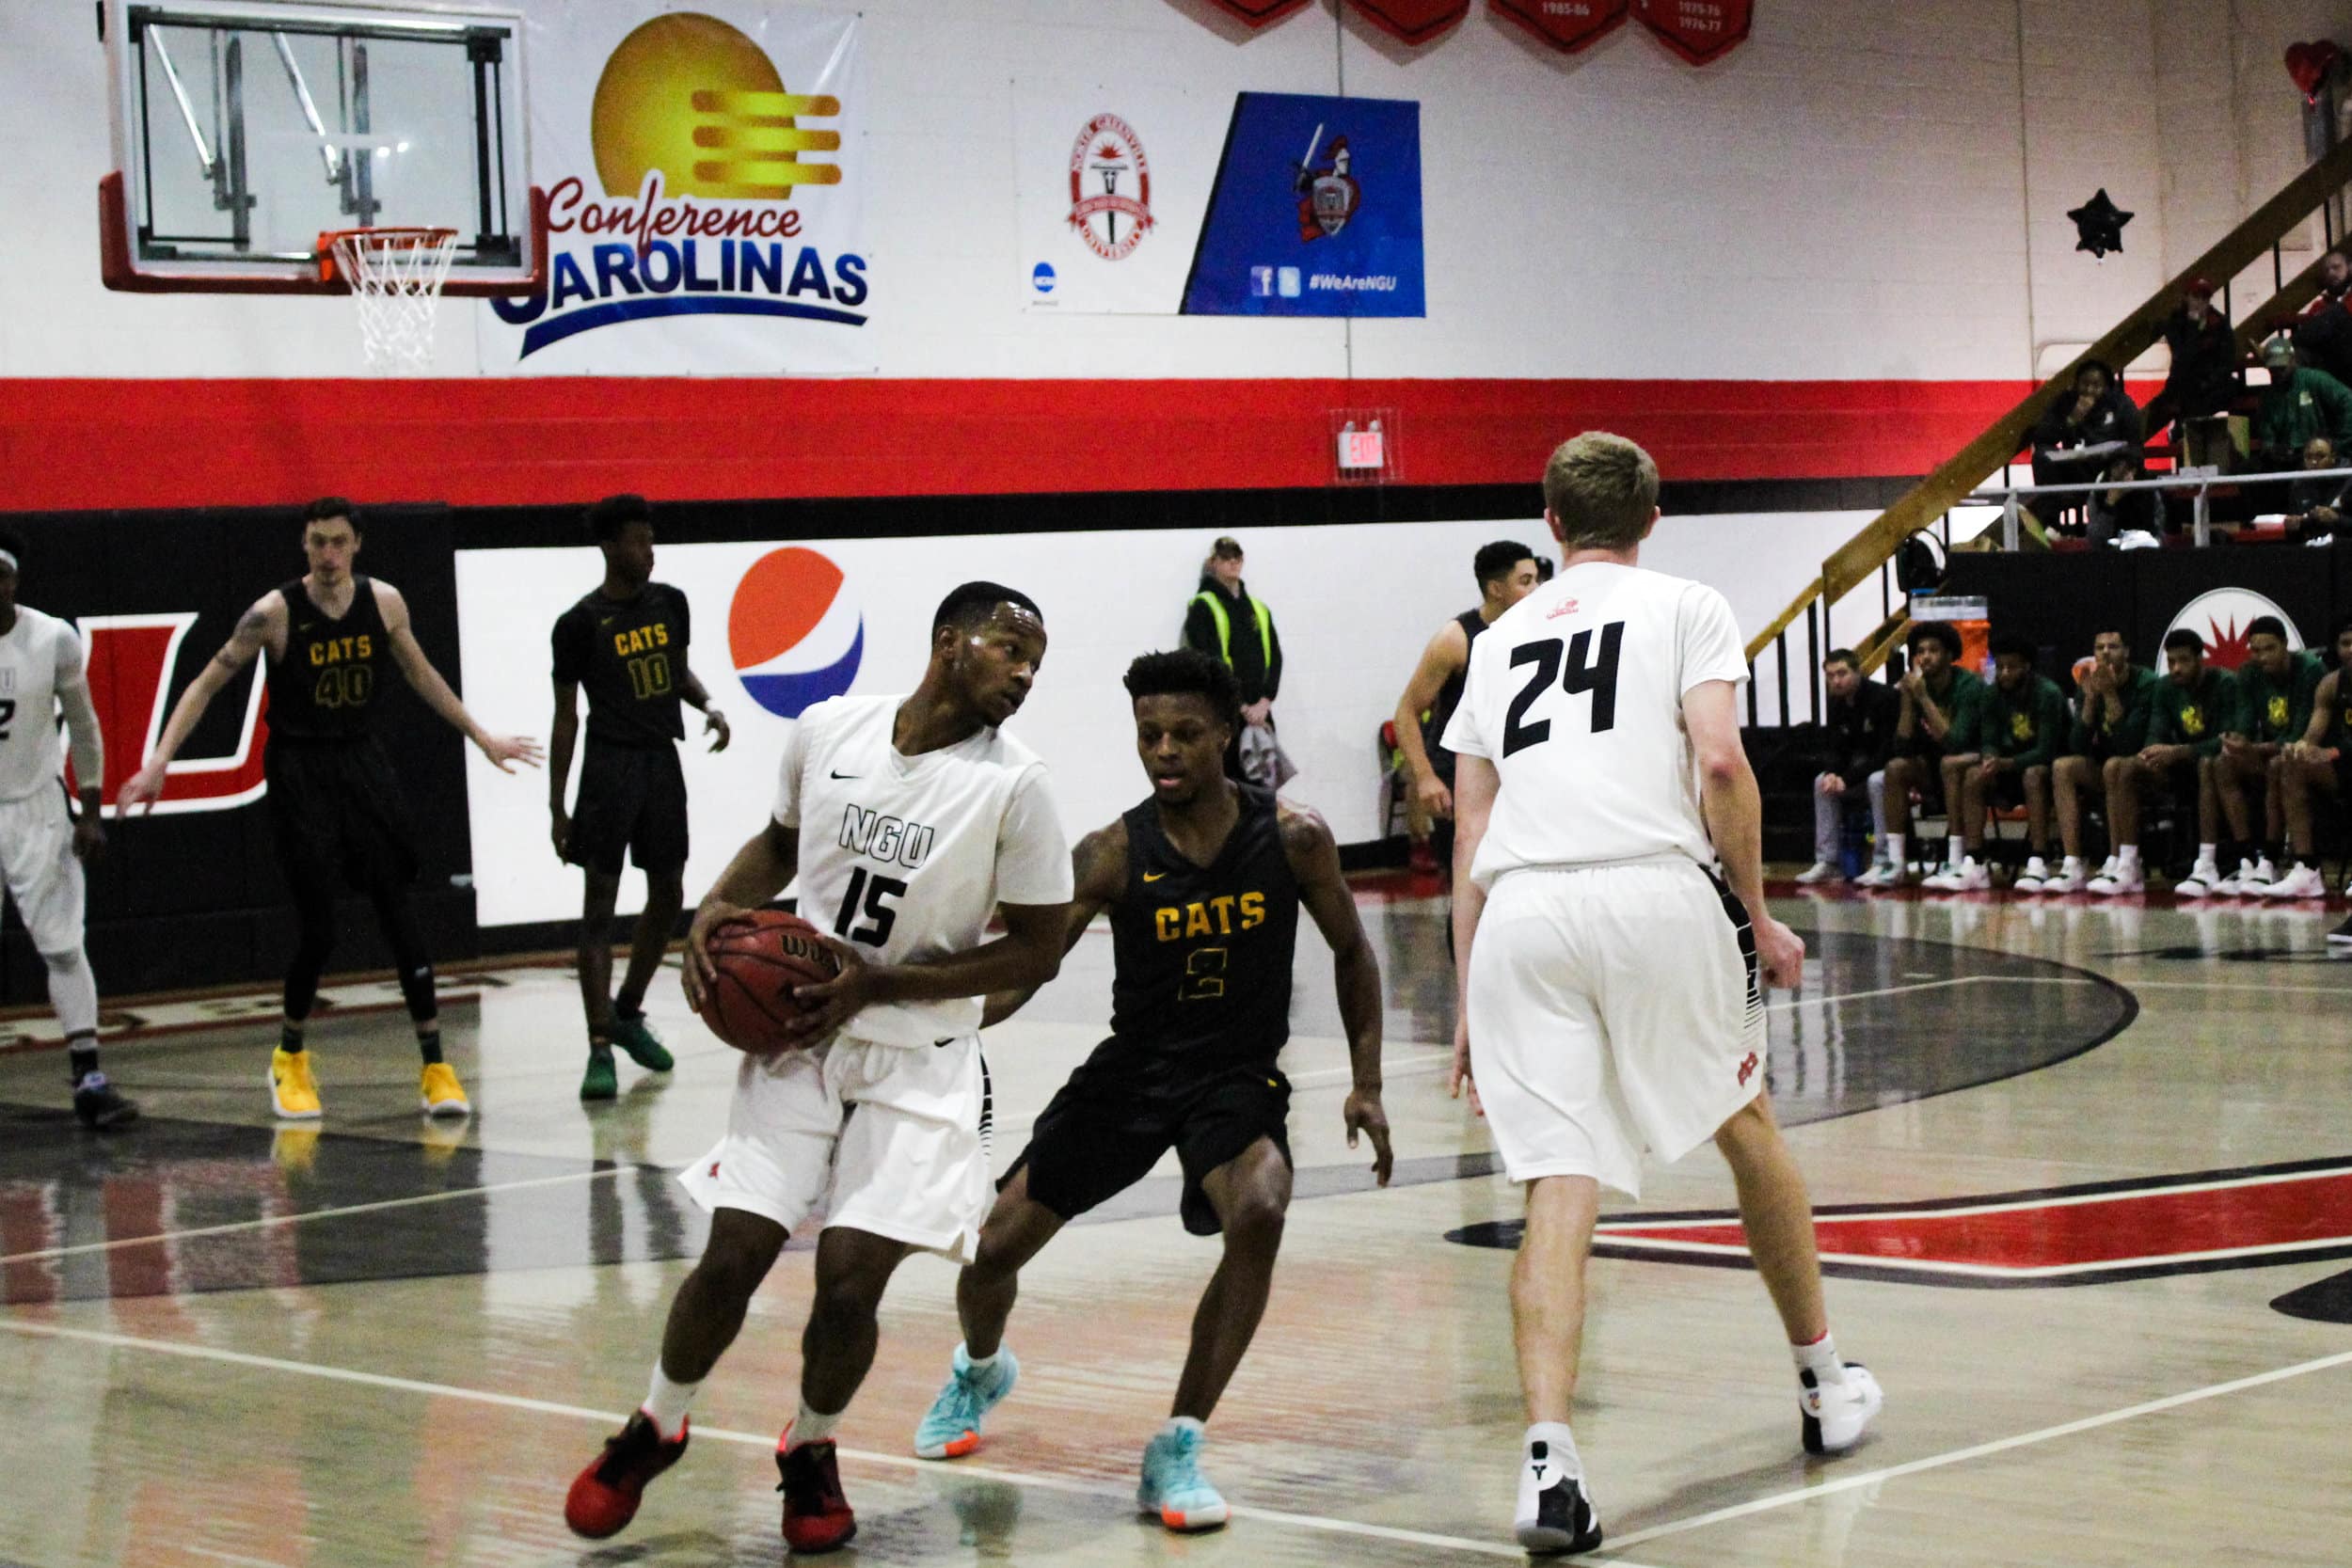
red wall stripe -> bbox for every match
[0,376,2030,512]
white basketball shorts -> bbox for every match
[1467,859,1766,1198]
[679,1032,994,1262]
[0,788,87,956]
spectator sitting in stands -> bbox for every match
[2282,436,2352,541]
[2096,629,2236,895]
[2142,277,2236,443]
[1923,631,2069,892]
[2253,336,2352,470]
[2203,614,2327,894]
[2267,613,2352,899]
[2292,247,2352,387]
[1796,648,1899,885]
[2037,626,2162,893]
[2031,359,2142,492]
[2086,451,2167,546]
[1858,621,1984,887]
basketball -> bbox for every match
[702,911,841,1053]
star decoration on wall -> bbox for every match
[2067,189,2133,260]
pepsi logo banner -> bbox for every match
[1632,0,1753,64]
[1344,1,1470,45]
[480,3,870,374]
[1489,0,1630,54]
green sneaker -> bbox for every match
[580,1048,618,1101]
[612,1010,675,1072]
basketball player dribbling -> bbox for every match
[911,648,1394,1531]
[547,494,731,1101]
[1445,435,1882,1554]
[564,581,1073,1556]
[118,498,541,1119]
[0,530,136,1128]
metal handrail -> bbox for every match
[1972,463,2352,549]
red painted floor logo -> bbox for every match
[1589,1156,2352,1287]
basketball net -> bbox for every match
[322,228,458,374]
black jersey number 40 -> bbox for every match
[1502,623,1625,757]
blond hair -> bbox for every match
[1542,432,1660,550]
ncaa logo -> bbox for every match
[2166,588,2301,672]
[730,548,864,719]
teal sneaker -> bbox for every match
[1137,1422,1229,1532]
[579,1048,618,1102]
[914,1344,1018,1460]
[611,1009,675,1073]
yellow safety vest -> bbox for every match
[1191,591,1274,668]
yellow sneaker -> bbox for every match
[269,1047,323,1120]
[420,1061,471,1117]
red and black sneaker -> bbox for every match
[565,1411,688,1539]
[777,1436,857,1554]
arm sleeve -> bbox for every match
[1263,611,1282,701]
[770,712,809,828]
[550,606,590,684]
[1677,586,1750,695]
[994,767,1074,905]
[1439,643,1492,759]
[55,632,104,790]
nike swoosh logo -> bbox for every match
[1142,871,1167,882]
[830,769,861,780]
[599,616,616,626]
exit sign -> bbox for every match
[1338,426,1386,469]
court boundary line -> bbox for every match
[0,1318,1657,1565]
[1604,1347,2352,1551]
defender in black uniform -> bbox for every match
[548,495,731,1101]
[910,648,1392,1532]
[1391,541,1541,879]
[119,498,541,1120]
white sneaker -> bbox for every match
[1514,1440,1602,1555]
[1851,861,1905,889]
[2086,860,2144,895]
[2265,863,2328,899]
[2173,860,2224,897]
[1923,858,1989,892]
[2215,857,2273,896]
[1794,861,1845,885]
[1801,1364,1884,1455]
[2011,856,2052,893]
[2040,860,2090,894]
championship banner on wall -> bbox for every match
[1182,92,1424,317]
[478,4,869,374]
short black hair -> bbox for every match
[2247,614,2288,642]
[586,493,652,543]
[1907,621,1963,657]
[2093,627,2131,647]
[2074,357,2117,386]
[0,526,24,568]
[1122,647,1239,729]
[1989,630,2038,662]
[1534,556,1554,582]
[1473,539,1535,591]
[932,580,1043,636]
[302,496,359,533]
[1823,647,1859,670]
[2163,627,2206,656]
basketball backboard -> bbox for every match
[100,0,544,294]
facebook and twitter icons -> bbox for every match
[729,547,864,718]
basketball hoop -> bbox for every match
[317,227,458,373]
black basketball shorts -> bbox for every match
[1010,1062,1293,1237]
[263,737,421,893]
[564,742,688,877]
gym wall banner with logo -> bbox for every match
[479,4,870,374]
[1015,89,1424,317]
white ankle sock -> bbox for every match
[1885,833,1907,865]
[1947,835,1964,864]
[2198,842,2217,867]
[1792,1331,1847,1385]
[1524,1421,1581,1476]
[785,1401,842,1451]
[2060,855,2081,873]
[1165,1415,1205,1440]
[642,1367,699,1440]
[2119,845,2141,870]
[961,1345,1000,1378]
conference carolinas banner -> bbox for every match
[477,3,870,374]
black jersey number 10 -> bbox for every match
[833,865,906,947]
[1502,623,1625,757]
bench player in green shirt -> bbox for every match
[1924,631,2070,892]
[1861,621,1984,886]
[2268,614,2352,901]
[2032,627,2162,893]
[2207,616,2326,895]
[2104,629,2237,895]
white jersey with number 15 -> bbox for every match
[1441,562,1749,888]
